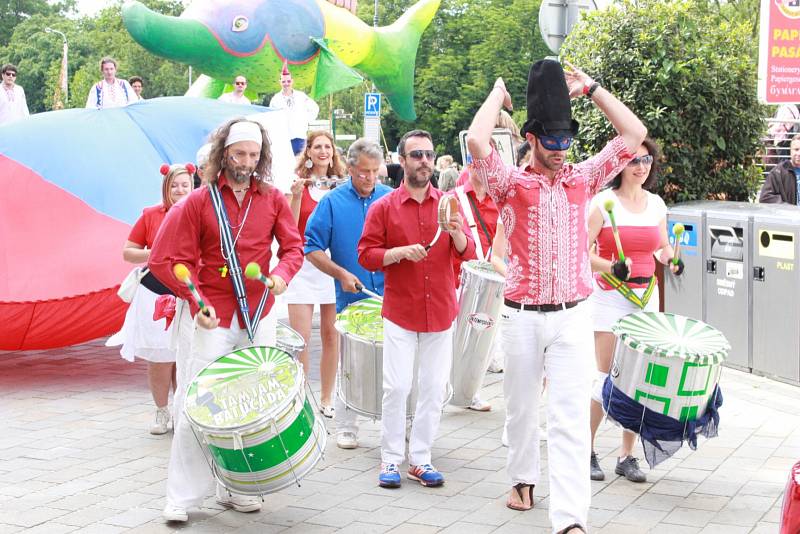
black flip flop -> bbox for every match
[506,483,534,511]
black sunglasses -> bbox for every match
[404,149,436,161]
[3,72,16,77]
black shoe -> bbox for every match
[615,455,647,483]
[590,451,605,481]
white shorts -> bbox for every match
[106,285,176,363]
[282,257,336,305]
[587,279,659,332]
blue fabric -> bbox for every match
[304,179,392,312]
[602,377,723,468]
[291,138,305,155]
[794,167,800,206]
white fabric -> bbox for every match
[106,285,176,363]
[592,369,608,404]
[588,278,660,332]
[217,92,251,105]
[268,89,319,139]
[454,185,485,260]
[84,79,138,109]
[335,393,359,435]
[381,318,453,466]
[225,120,262,147]
[282,257,336,304]
[166,312,276,509]
[589,188,667,228]
[501,302,593,533]
[0,84,29,125]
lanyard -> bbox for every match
[600,272,657,310]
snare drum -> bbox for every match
[335,298,452,419]
[184,346,326,495]
[276,321,305,359]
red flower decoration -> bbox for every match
[185,163,196,175]
[159,163,170,176]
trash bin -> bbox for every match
[752,206,800,384]
[665,202,707,320]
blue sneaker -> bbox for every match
[407,464,444,487]
[378,463,401,488]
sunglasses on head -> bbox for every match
[627,155,654,166]
[404,149,436,161]
[538,135,573,151]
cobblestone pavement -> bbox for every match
[2,325,799,533]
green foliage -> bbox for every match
[561,0,766,203]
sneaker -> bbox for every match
[468,398,492,412]
[336,431,358,449]
[615,455,647,483]
[487,360,504,373]
[320,405,335,418]
[162,503,188,522]
[379,463,401,488]
[150,407,172,435]
[407,464,444,487]
[216,491,262,512]
[590,451,605,481]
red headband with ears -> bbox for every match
[185,163,196,175]
[159,164,170,176]
[161,163,197,175]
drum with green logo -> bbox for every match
[610,311,730,421]
[335,297,451,418]
[276,321,305,359]
[184,346,326,495]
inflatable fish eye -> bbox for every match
[231,15,249,32]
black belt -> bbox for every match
[140,271,173,296]
[627,276,652,284]
[503,298,585,312]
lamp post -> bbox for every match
[44,27,68,107]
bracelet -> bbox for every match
[586,82,600,100]
[581,77,595,96]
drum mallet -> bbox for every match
[244,262,275,289]
[173,263,211,317]
[603,199,626,262]
[671,223,685,265]
[355,283,383,302]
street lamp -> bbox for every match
[44,27,68,107]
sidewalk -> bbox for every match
[1,326,798,533]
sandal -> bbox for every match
[557,524,586,534]
[506,483,534,511]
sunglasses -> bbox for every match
[3,72,16,77]
[404,149,436,161]
[538,135,573,151]
[235,81,246,86]
[627,155,654,166]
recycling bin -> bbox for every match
[665,202,707,320]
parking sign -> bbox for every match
[364,93,381,117]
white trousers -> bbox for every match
[335,391,359,435]
[166,313,276,509]
[502,303,594,533]
[381,318,453,466]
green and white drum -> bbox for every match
[276,321,305,359]
[610,311,730,422]
[184,346,326,495]
[335,298,452,419]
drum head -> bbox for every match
[334,297,383,343]
[611,311,730,365]
[276,322,305,352]
[463,260,505,283]
[185,346,302,430]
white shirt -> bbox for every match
[0,84,30,125]
[85,79,139,109]
[269,89,320,139]
[217,92,251,105]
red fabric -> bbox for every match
[297,186,318,246]
[153,294,177,329]
[595,226,661,288]
[471,139,632,305]
[358,184,476,332]
[128,204,167,247]
[781,460,800,534]
[148,176,304,328]
[452,184,499,288]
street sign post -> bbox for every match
[539,0,597,55]
[364,93,381,117]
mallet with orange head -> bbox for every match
[173,263,211,316]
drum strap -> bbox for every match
[209,183,269,342]
[600,272,657,310]
[455,186,490,260]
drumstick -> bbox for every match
[244,262,275,288]
[355,283,383,301]
[603,199,626,262]
[671,223,685,265]
[173,263,211,316]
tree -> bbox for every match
[0,0,74,48]
[561,0,766,203]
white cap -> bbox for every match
[224,121,263,148]
[195,143,212,167]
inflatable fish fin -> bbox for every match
[355,0,441,121]
[309,38,364,100]
[186,75,228,99]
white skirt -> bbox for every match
[588,279,660,332]
[106,285,176,363]
[282,257,336,305]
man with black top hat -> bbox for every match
[466,60,646,533]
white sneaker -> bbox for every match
[162,503,188,522]
[336,431,358,449]
[468,398,492,412]
[150,407,172,435]
[216,491,262,513]
[487,360,504,373]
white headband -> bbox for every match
[225,121,263,148]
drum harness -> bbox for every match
[599,272,657,310]
[455,186,492,261]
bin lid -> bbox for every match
[752,205,800,225]
[611,311,730,365]
[702,201,773,219]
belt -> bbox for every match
[140,271,174,296]
[626,276,652,284]
[503,298,584,312]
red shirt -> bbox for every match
[297,185,322,245]
[452,182,499,287]
[148,175,304,328]
[358,184,476,332]
[129,204,167,248]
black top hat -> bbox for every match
[521,60,579,138]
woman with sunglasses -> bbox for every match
[284,130,347,418]
[586,137,683,483]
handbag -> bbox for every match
[117,267,149,303]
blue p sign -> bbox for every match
[364,93,381,117]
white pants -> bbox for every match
[335,393,359,435]
[166,313,276,509]
[502,303,594,533]
[381,318,453,466]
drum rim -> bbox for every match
[462,259,505,282]
[334,297,383,344]
[275,323,306,351]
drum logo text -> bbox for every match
[468,313,495,331]
[214,378,287,424]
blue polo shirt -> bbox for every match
[304,179,393,312]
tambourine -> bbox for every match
[437,195,458,230]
